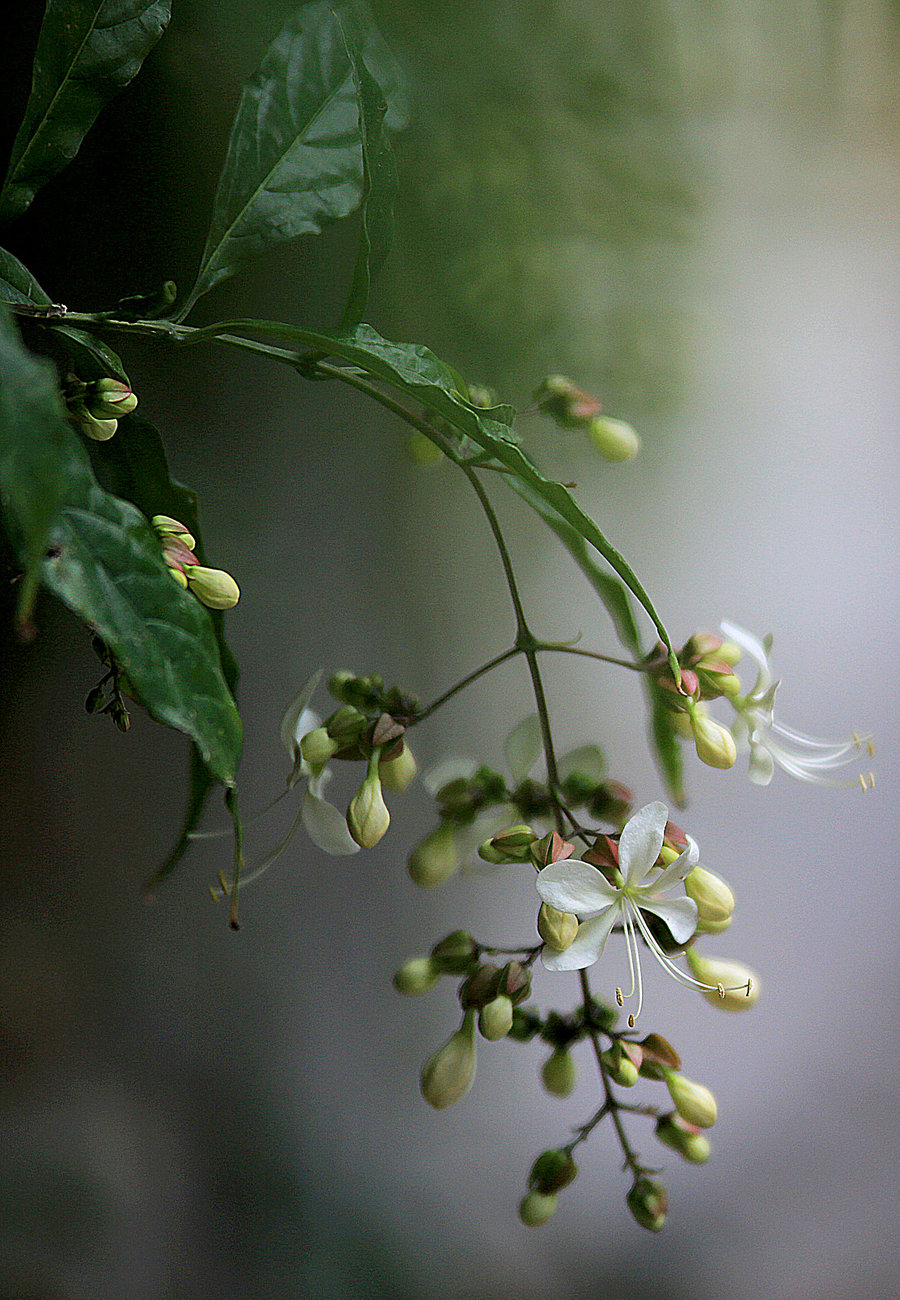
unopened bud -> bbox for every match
[478,995,514,1040]
[685,948,759,1010]
[459,963,500,1008]
[430,930,478,975]
[528,1149,578,1194]
[518,1191,558,1227]
[541,1047,577,1098]
[86,378,138,419]
[346,768,390,848]
[326,704,367,744]
[655,1111,711,1164]
[152,515,196,549]
[689,709,737,770]
[299,726,339,769]
[496,961,532,1005]
[626,1177,668,1232]
[183,565,240,610]
[537,902,579,952]
[663,1070,717,1128]
[379,744,417,792]
[479,824,536,864]
[533,374,602,428]
[601,1041,641,1087]
[408,824,460,887]
[78,412,118,441]
[168,566,189,589]
[586,415,640,462]
[393,956,440,995]
[420,1009,477,1109]
[684,865,735,932]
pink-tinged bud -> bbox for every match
[533,374,602,428]
[78,412,118,441]
[183,564,240,610]
[86,378,138,419]
[655,1111,711,1164]
[601,1040,642,1087]
[626,1177,668,1232]
[586,415,640,462]
[152,515,196,549]
[420,1010,477,1109]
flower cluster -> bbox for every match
[533,373,641,462]
[65,374,138,440]
[151,515,241,610]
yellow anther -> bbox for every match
[716,983,725,999]
[627,1014,635,1028]
[867,741,875,757]
[615,987,624,1006]
[745,980,753,998]
[859,771,876,791]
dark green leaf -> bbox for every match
[48,324,130,383]
[0,0,173,223]
[0,246,52,305]
[0,302,73,627]
[183,2,368,314]
[338,21,397,330]
[337,0,408,132]
[90,410,243,878]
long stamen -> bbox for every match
[621,907,644,1025]
[621,904,639,1002]
[630,908,751,997]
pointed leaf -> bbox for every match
[0,246,52,306]
[0,0,173,223]
[184,2,376,313]
[337,20,397,330]
[0,303,73,627]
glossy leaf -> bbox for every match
[0,0,173,223]
[183,2,387,314]
[87,412,243,881]
[49,324,130,383]
[0,303,74,628]
[338,21,397,330]
[0,246,52,306]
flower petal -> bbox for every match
[301,790,360,855]
[639,896,698,945]
[536,860,619,914]
[650,843,698,892]
[719,620,772,692]
[747,742,775,785]
[618,802,668,886]
[280,670,322,755]
[541,909,619,971]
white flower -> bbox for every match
[721,621,872,787]
[535,802,705,1021]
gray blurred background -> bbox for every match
[1,1,898,1296]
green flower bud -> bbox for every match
[497,961,532,1005]
[420,1009,477,1109]
[655,1111,712,1164]
[408,824,460,887]
[346,766,390,848]
[327,670,356,701]
[379,744,417,792]
[518,1191,558,1227]
[168,566,189,589]
[684,866,735,931]
[537,902,579,952]
[601,1041,641,1088]
[392,956,440,995]
[626,1177,668,1232]
[541,1047,577,1098]
[183,565,240,610]
[663,1070,717,1128]
[459,963,501,1008]
[78,412,118,441]
[479,824,536,864]
[86,378,138,419]
[430,930,479,975]
[326,704,367,744]
[508,1006,542,1042]
[685,949,759,1010]
[533,374,602,429]
[528,1149,578,1194]
[586,415,640,462]
[478,994,514,1040]
[151,515,196,549]
[299,726,340,768]
[717,640,742,667]
[689,709,737,770]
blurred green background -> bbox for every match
[1,2,898,1296]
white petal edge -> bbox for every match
[536,860,619,914]
[618,801,668,886]
[301,790,360,855]
[638,896,699,945]
[541,910,619,971]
